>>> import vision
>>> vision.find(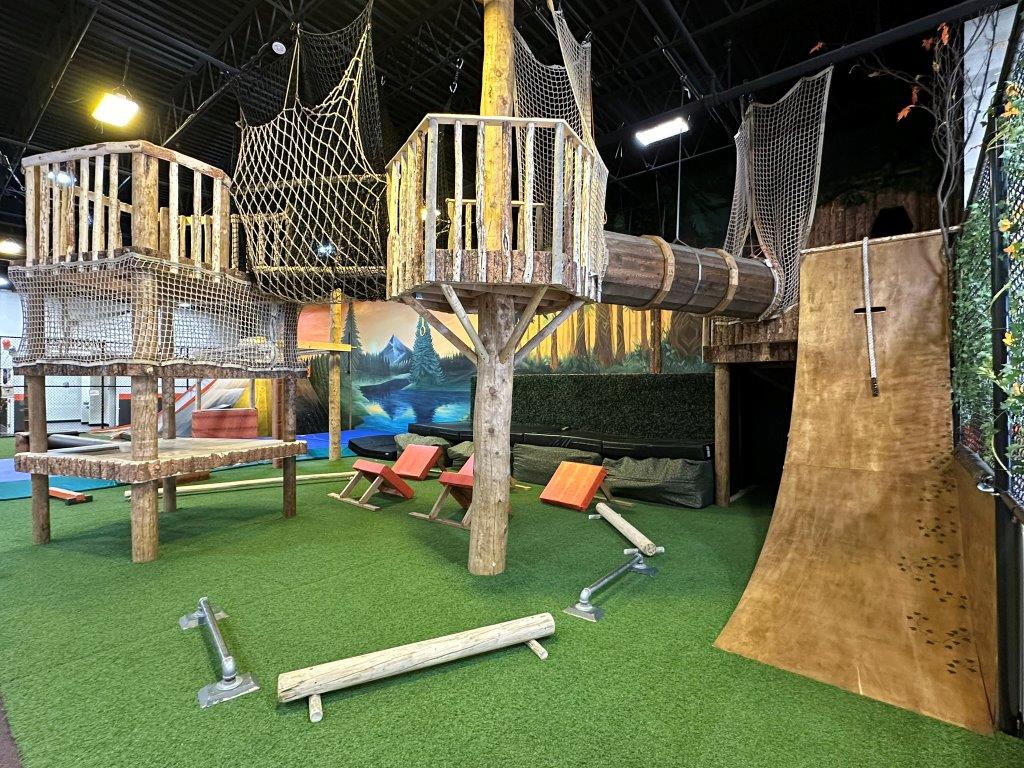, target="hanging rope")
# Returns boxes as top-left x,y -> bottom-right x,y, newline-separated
861,236 -> 880,397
